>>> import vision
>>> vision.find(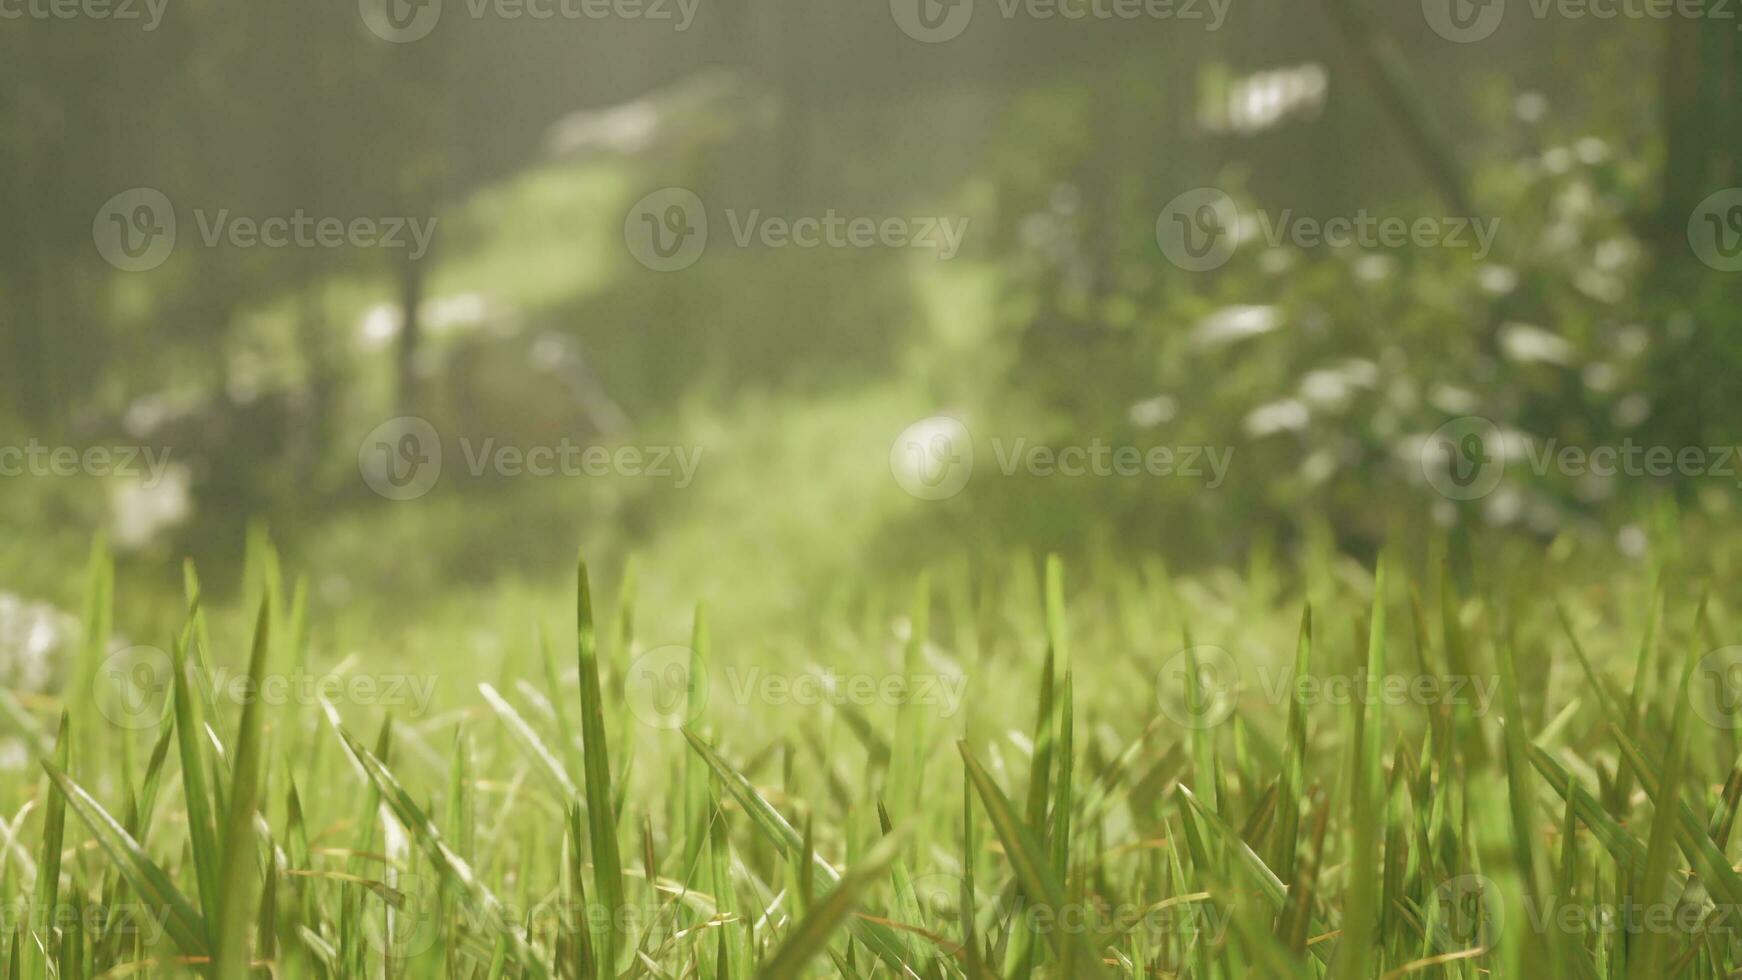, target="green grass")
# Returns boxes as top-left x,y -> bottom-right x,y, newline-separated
4,526 -> 1742,979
